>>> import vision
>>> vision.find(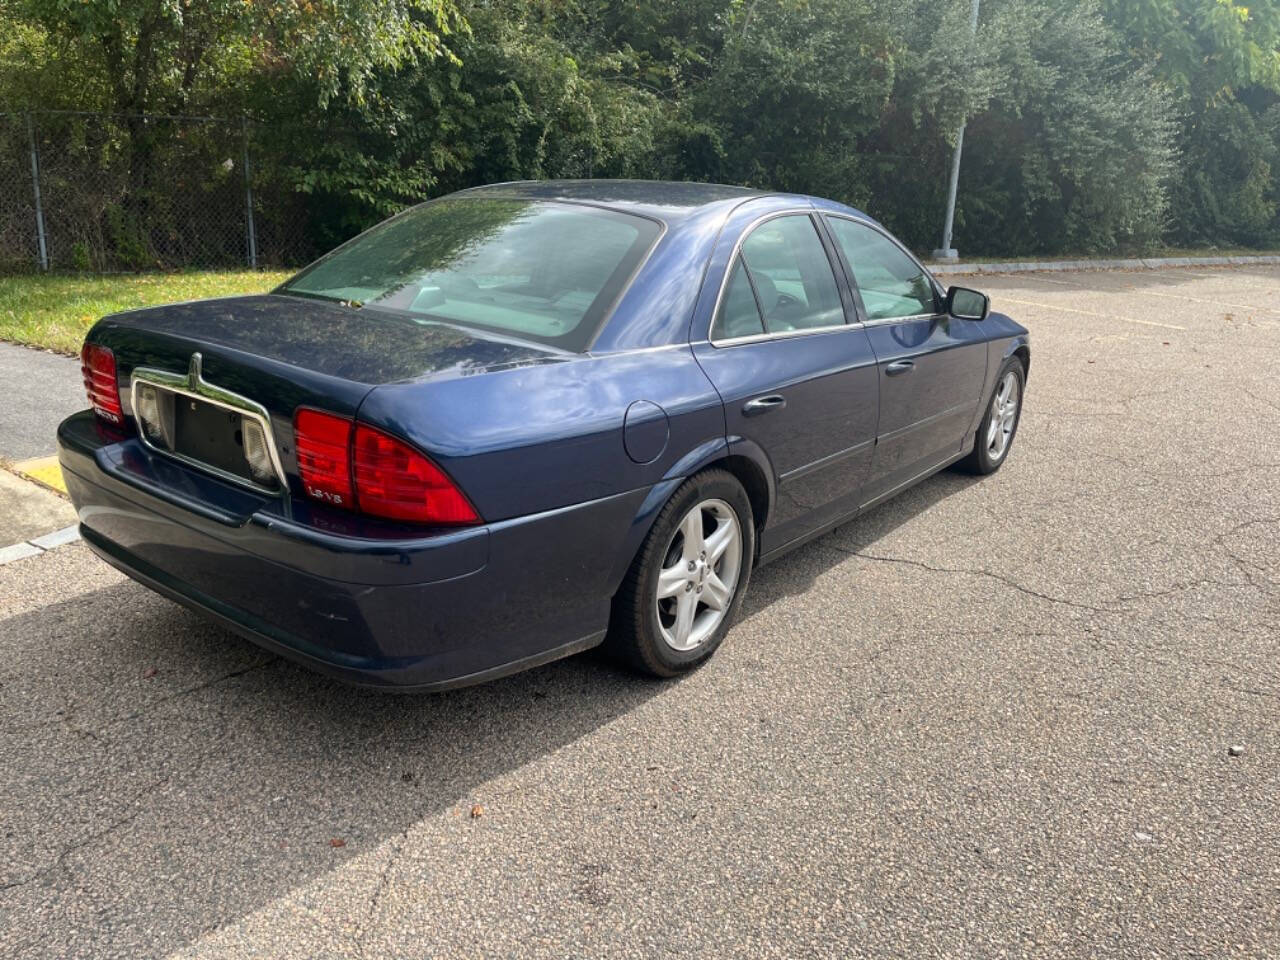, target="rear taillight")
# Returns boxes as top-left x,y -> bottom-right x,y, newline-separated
292,409 -> 479,526
294,408 -> 354,508
81,342 -> 123,424
353,423 -> 479,525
